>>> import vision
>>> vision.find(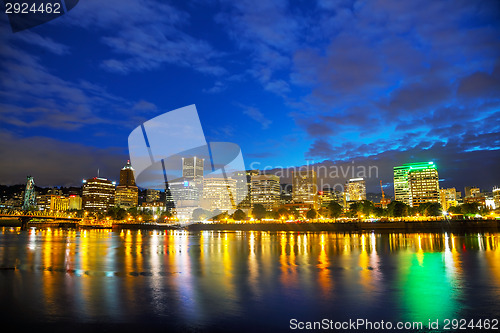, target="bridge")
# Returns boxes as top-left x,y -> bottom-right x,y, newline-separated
0,210 -> 82,230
